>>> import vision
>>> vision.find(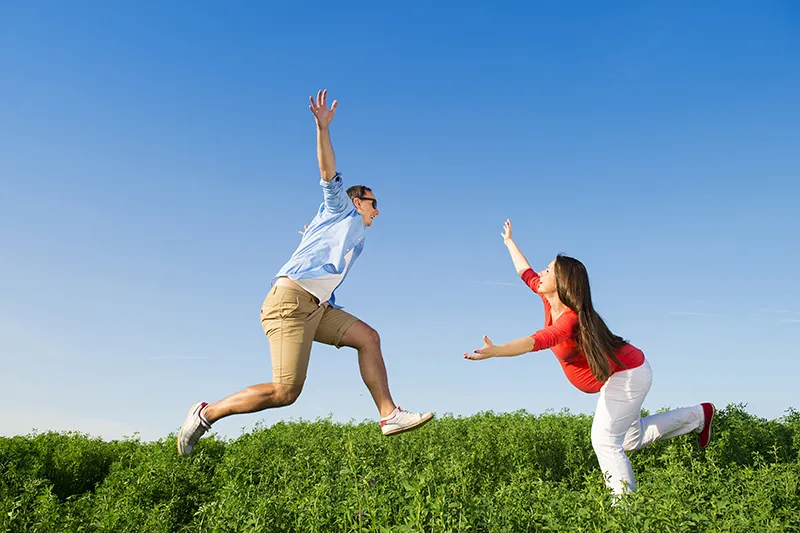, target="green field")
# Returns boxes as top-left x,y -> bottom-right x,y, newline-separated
2,404 -> 798,532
